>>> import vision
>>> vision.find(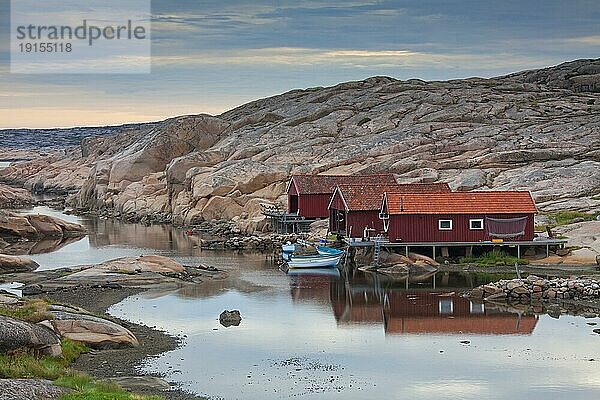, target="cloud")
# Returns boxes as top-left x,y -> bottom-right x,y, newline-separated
562,35 -> 600,45
151,46 -> 561,72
